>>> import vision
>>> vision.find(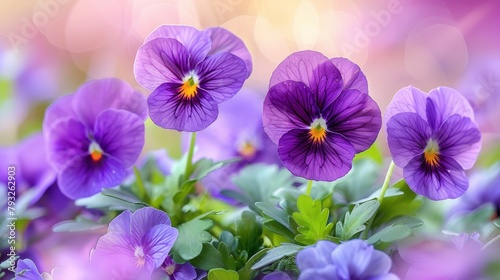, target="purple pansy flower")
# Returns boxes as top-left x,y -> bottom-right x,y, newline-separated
134,25 -> 252,132
43,78 -> 147,199
91,207 -> 178,279
15,259 -> 63,280
263,51 -> 382,181
386,86 -> 482,200
151,256 -> 197,280
296,239 -> 398,280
